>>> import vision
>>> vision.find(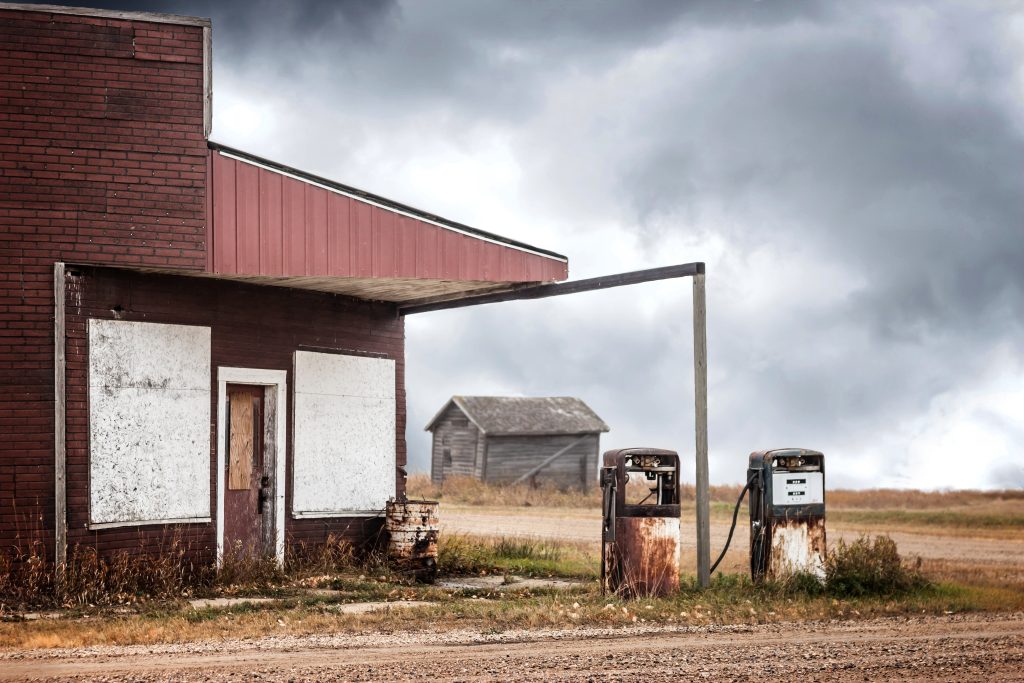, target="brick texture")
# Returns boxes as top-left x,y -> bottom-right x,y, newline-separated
0,9 -> 207,555
64,266 -> 406,561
